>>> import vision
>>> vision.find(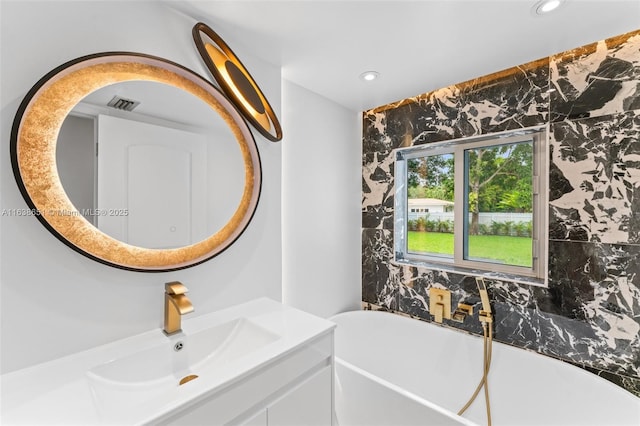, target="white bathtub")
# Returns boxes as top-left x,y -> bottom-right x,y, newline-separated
330,310 -> 640,426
